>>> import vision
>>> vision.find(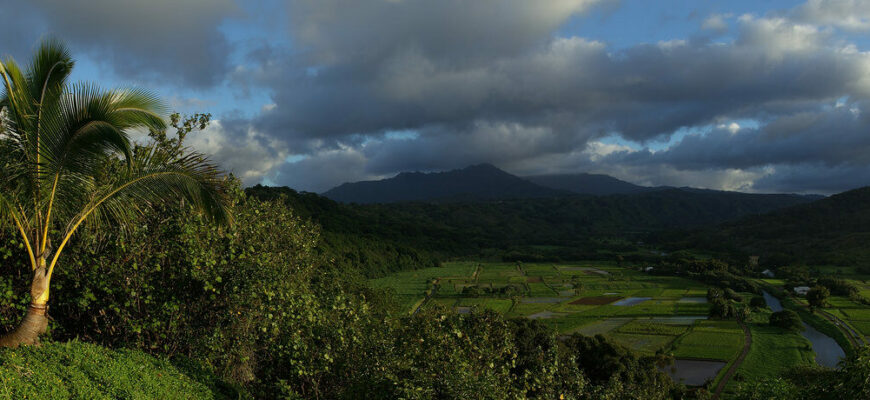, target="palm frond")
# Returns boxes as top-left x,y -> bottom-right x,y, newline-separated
75,146 -> 231,233
40,83 -> 164,176
26,37 -> 73,106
